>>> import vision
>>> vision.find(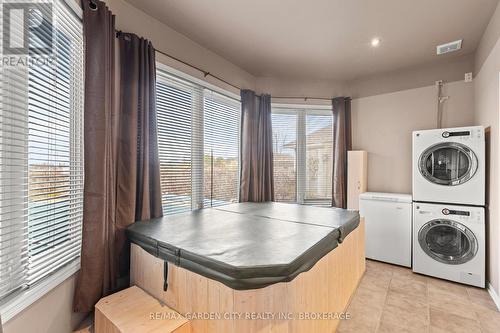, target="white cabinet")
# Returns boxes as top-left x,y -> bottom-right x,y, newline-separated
347,151 -> 367,210
359,192 -> 412,267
